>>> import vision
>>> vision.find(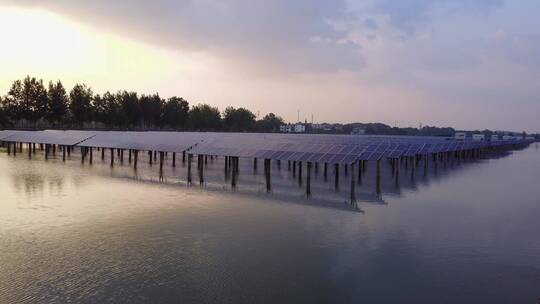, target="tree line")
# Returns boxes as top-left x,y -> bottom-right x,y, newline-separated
0,76 -> 285,132
1,76 -> 535,139
341,123 -> 457,137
